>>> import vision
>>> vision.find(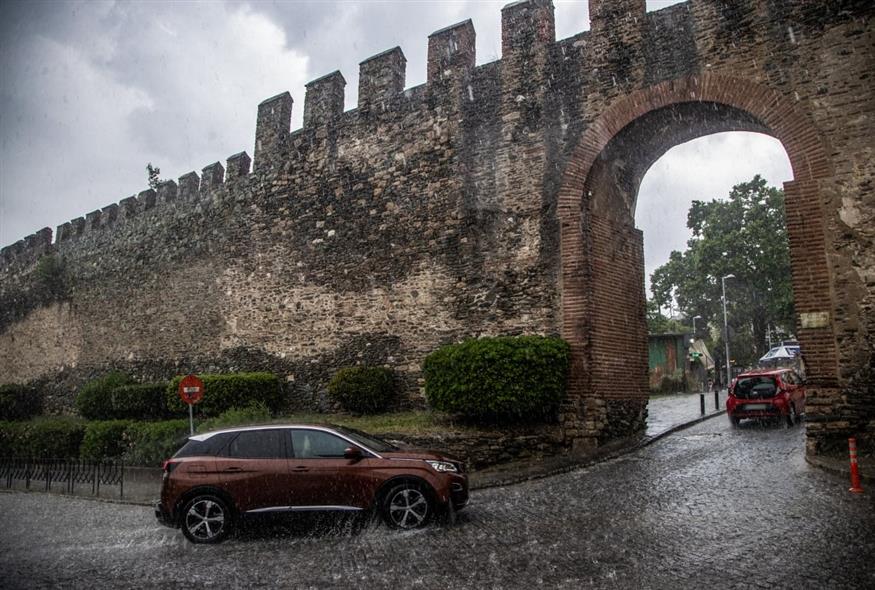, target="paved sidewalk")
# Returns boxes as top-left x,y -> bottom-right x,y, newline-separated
646,390 -> 728,436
